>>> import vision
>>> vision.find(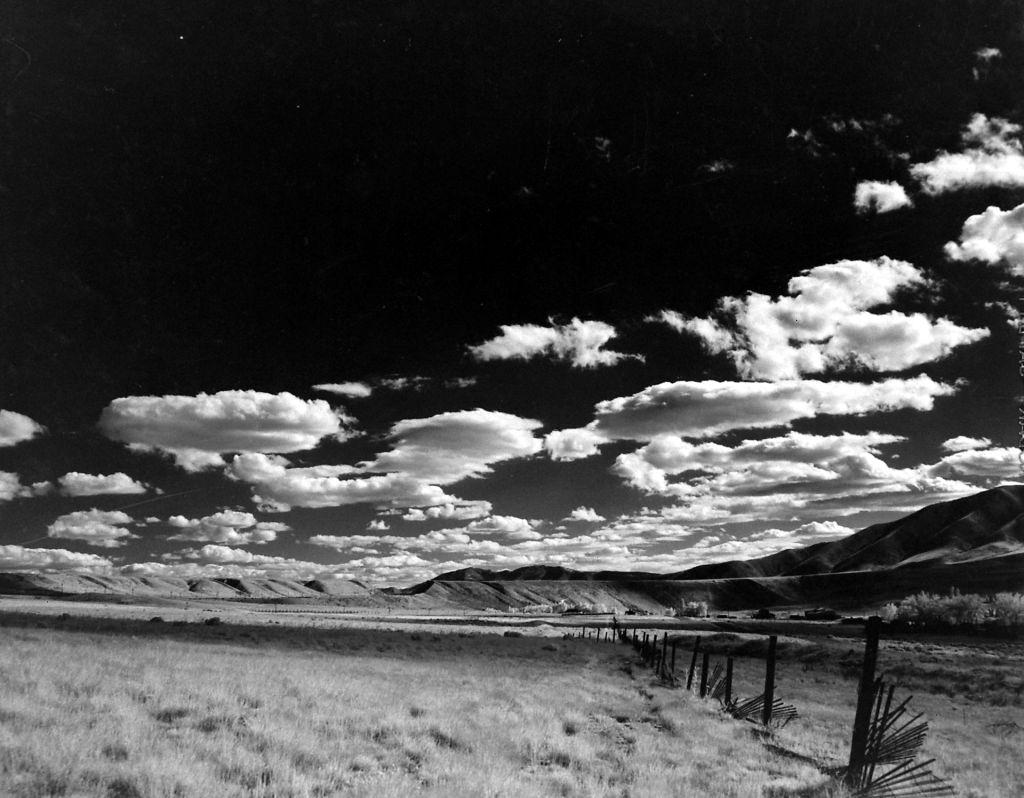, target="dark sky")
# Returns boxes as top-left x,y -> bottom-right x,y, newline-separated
1,1 -> 1023,584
